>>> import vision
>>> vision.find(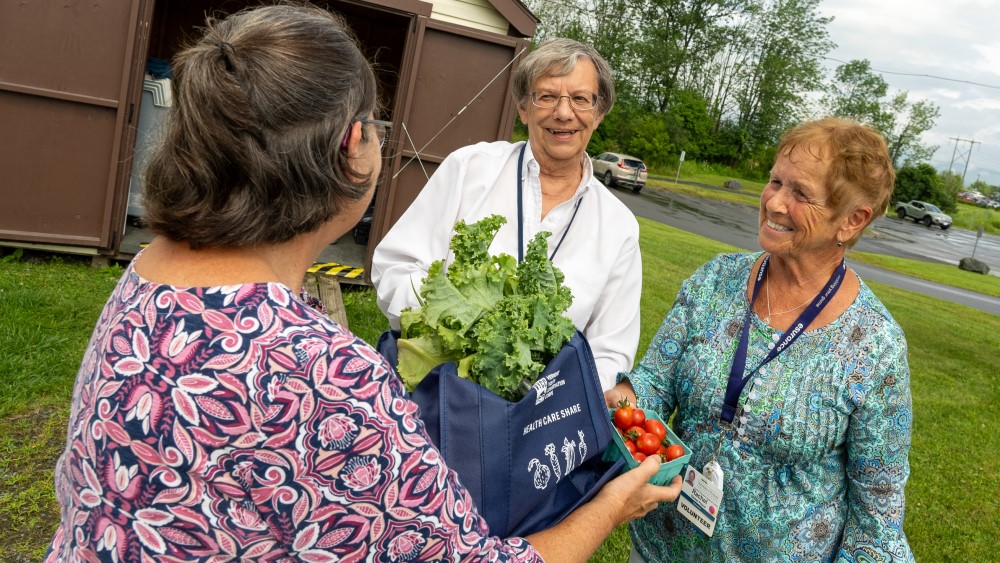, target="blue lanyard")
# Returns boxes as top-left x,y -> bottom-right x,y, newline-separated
719,254 -> 846,424
516,143 -> 583,263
